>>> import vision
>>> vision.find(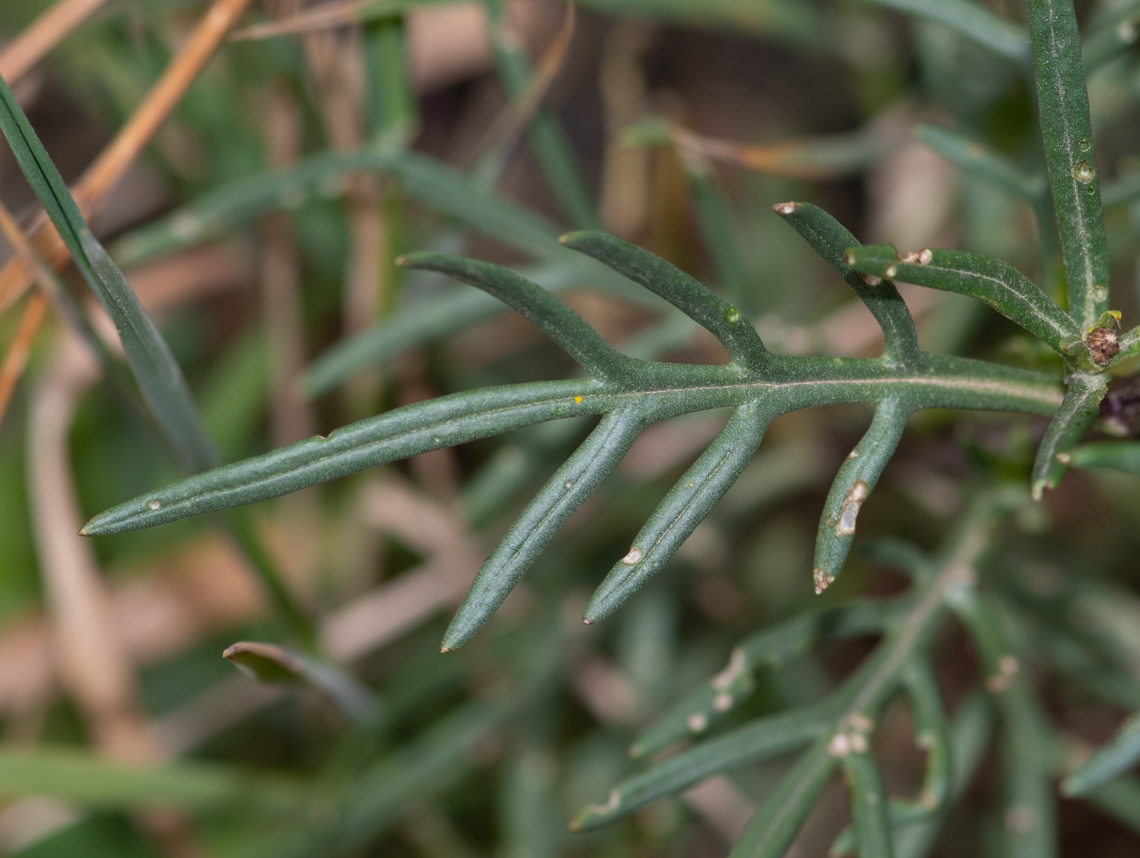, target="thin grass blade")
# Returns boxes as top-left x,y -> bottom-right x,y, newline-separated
813,398 -> 909,595
773,202 -> 919,367
844,245 -> 1081,357
1028,0 -> 1110,331
559,230 -> 770,372
0,746 -> 304,813
486,0 -> 597,229
442,408 -> 643,652
1031,372 -> 1108,499
570,705 -> 833,832
914,124 -> 1045,201
682,154 -> 750,304
111,148 -> 562,268
1063,710 -> 1140,795
397,252 -> 632,382
584,400 -> 772,623
728,740 -> 838,858
81,379 -> 591,535
0,75 -> 216,472
863,0 -> 1027,61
